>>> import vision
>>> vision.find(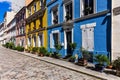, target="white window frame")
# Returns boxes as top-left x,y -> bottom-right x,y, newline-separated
50,30 -> 60,48
80,22 -> 96,51
80,0 -> 96,17
51,6 -> 59,25
38,34 -> 43,47
34,3 -> 36,12
63,0 -> 74,21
